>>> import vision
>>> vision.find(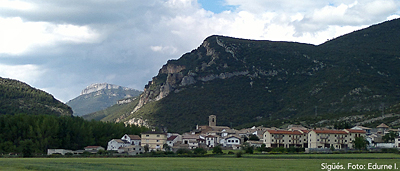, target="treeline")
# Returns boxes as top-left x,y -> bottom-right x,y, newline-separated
0,114 -> 147,155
